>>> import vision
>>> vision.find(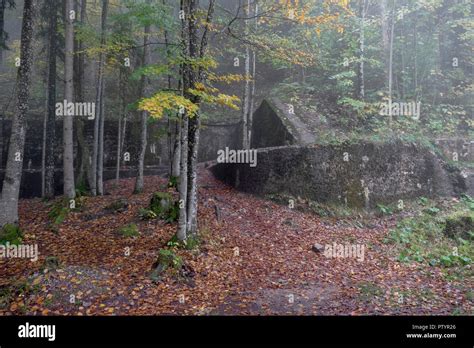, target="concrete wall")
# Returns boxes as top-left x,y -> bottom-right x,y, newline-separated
212,141 -> 468,208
